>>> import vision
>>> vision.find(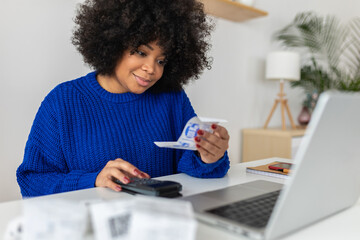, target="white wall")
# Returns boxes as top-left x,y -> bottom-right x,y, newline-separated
1,0 -> 359,202
311,0 -> 360,22
0,0 -> 89,202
